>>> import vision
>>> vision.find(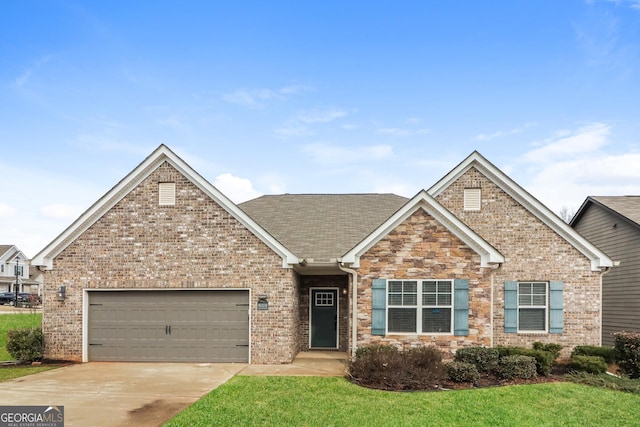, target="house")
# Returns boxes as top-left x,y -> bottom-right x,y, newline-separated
32,145 -> 613,363
0,245 -> 40,295
571,196 -> 639,345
